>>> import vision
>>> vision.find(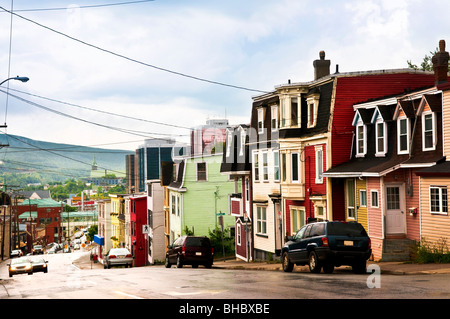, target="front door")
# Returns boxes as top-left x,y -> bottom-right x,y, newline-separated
385,185 -> 405,235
